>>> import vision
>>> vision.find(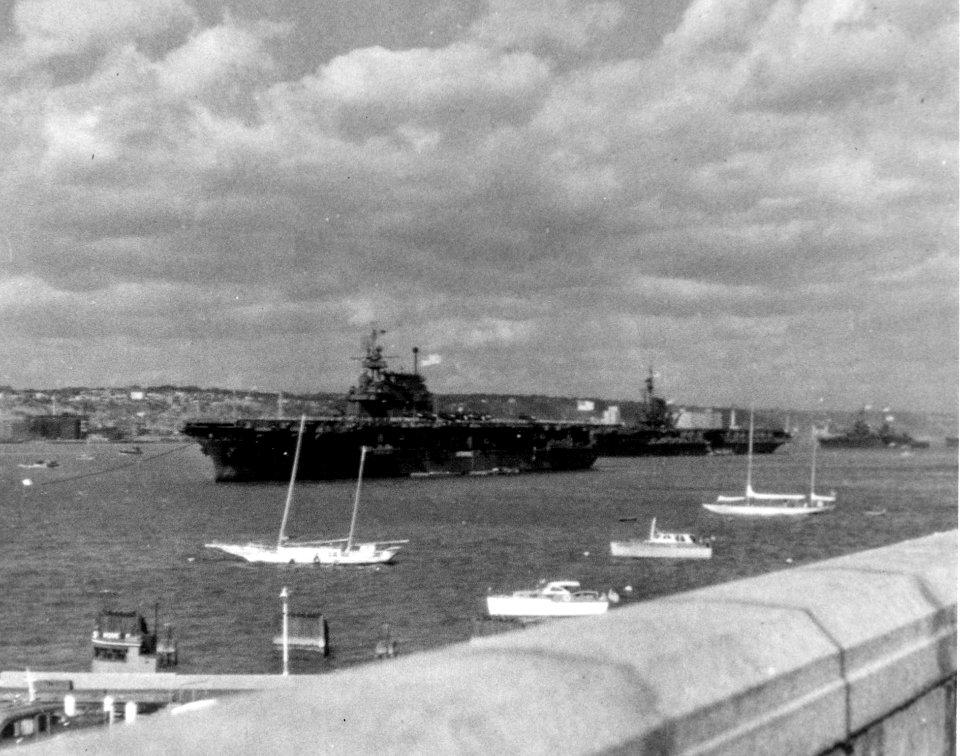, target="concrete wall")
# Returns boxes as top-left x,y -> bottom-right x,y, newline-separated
53,531 -> 956,755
